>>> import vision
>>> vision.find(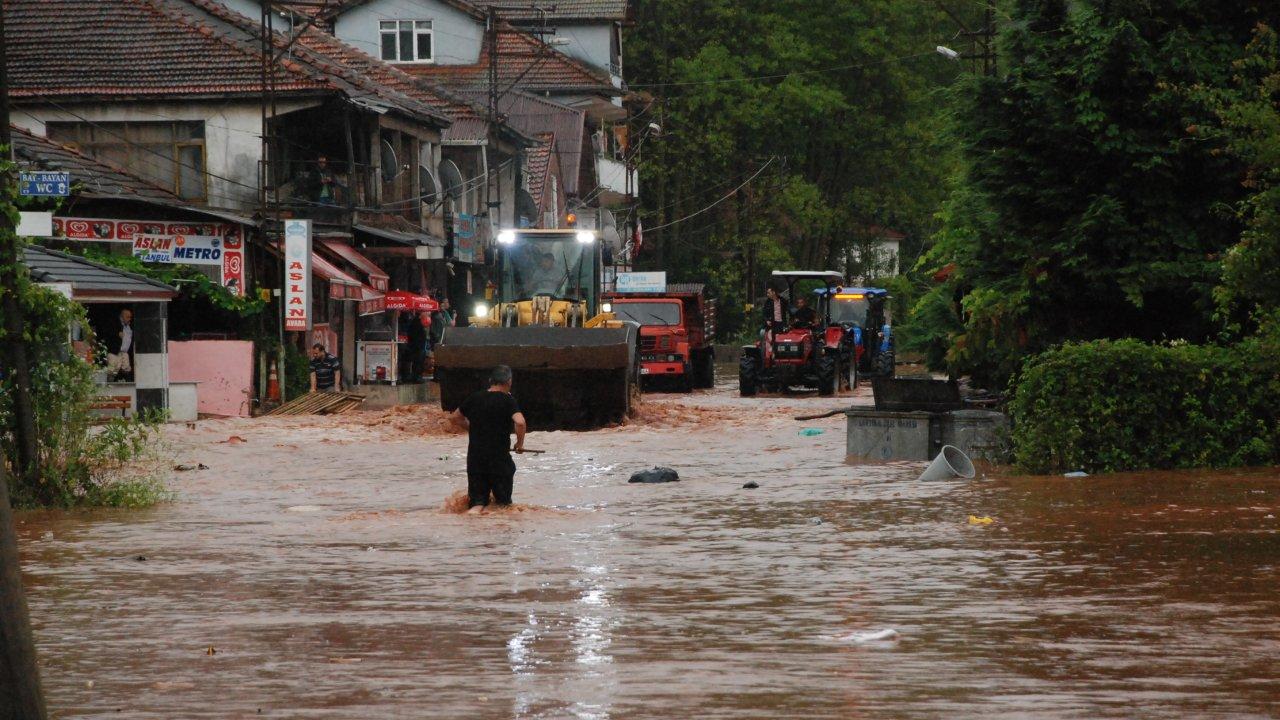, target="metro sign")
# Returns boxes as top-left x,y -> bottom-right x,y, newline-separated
20,171 -> 71,197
